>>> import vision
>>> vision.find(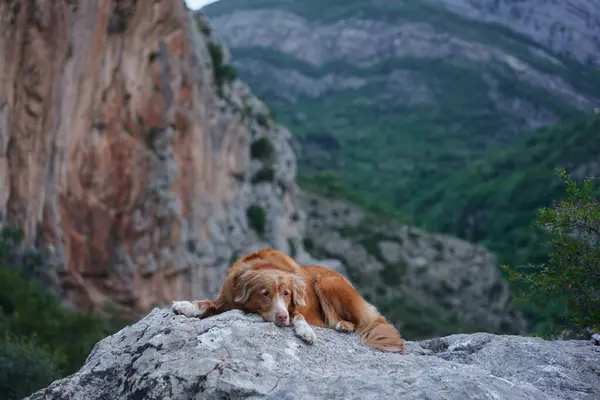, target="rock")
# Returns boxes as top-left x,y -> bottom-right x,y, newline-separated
298,190 -> 526,338
592,333 -> 600,346
429,0 -> 600,67
27,308 -> 600,400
